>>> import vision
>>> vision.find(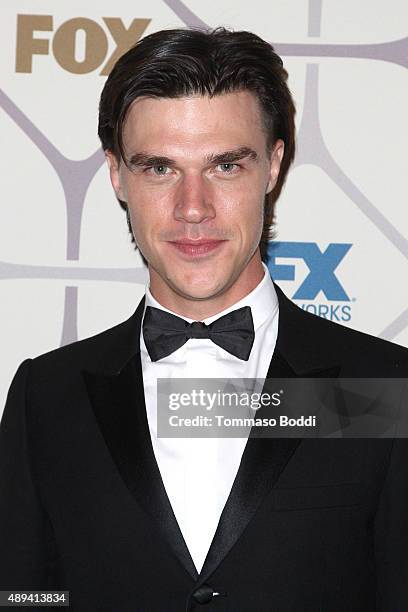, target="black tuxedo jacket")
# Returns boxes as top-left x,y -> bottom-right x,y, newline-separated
1,284 -> 408,611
